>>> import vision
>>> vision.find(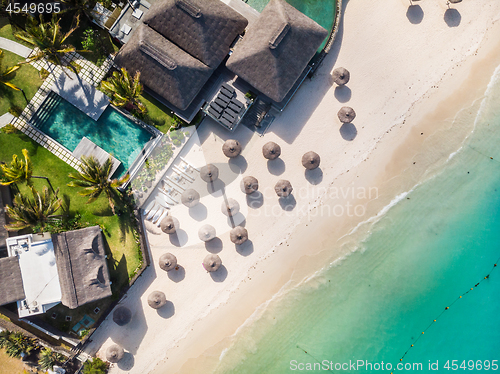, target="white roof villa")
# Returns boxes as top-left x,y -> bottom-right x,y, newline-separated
0,226 -> 112,318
